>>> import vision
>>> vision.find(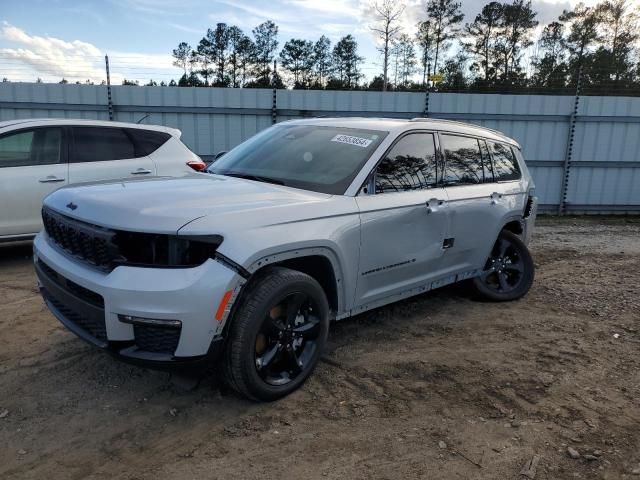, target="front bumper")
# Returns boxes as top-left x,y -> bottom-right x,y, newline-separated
33,232 -> 242,367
